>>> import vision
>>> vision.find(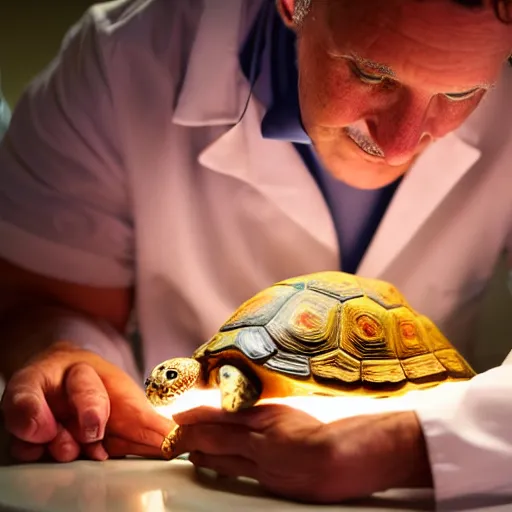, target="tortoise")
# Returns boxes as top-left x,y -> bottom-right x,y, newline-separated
145,271 -> 476,414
